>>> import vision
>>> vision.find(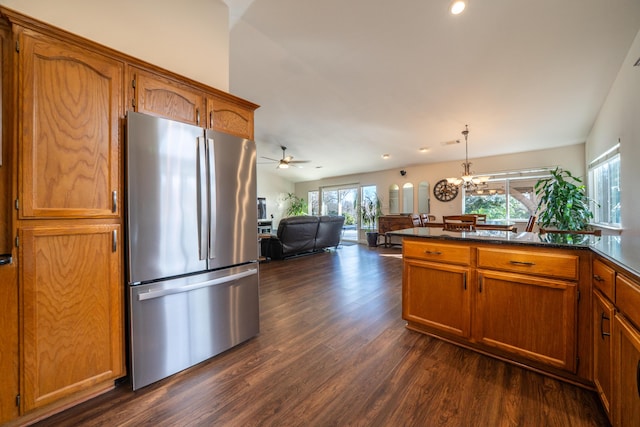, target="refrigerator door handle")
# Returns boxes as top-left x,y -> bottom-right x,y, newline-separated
136,268 -> 258,301
207,137 -> 217,260
197,137 -> 208,260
